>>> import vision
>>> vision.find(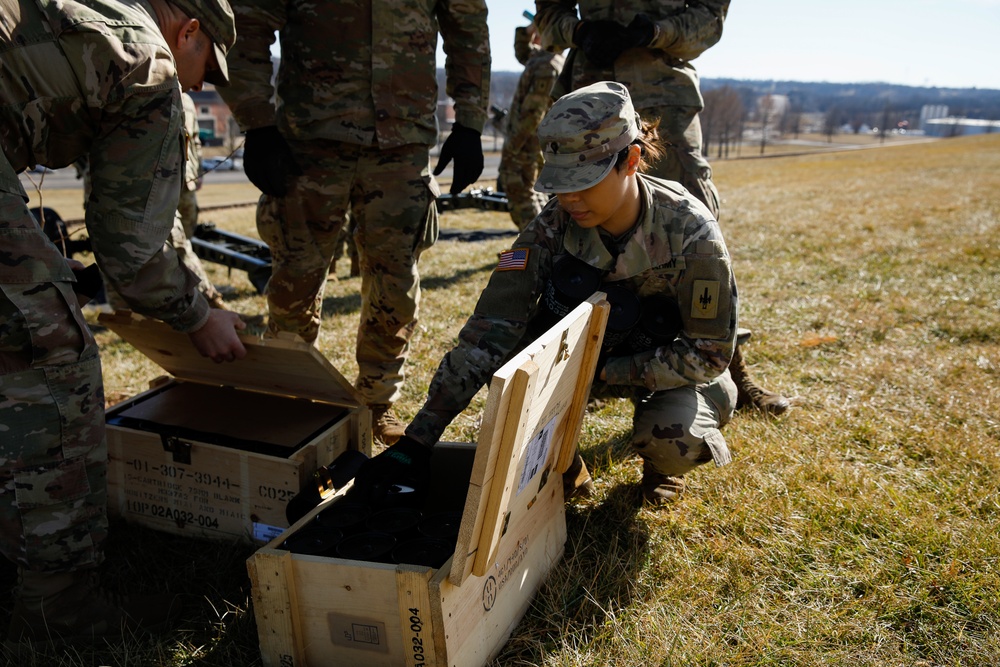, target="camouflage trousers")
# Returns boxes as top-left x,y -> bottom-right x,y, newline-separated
498,151 -> 549,231
642,105 -> 721,219
594,369 -> 737,477
258,140 -> 438,405
0,284 -> 108,572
